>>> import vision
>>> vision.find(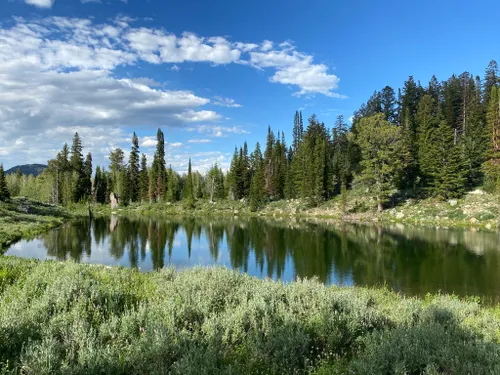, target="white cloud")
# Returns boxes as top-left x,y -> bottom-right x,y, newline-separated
189,125 -> 249,138
25,0 -> 54,8
171,64 -> 180,71
81,0 -> 102,3
0,16 -> 344,168
140,137 -> 157,148
250,50 -> 344,97
213,96 -> 241,108
169,142 -> 183,148
188,139 -> 212,144
261,40 -> 273,52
